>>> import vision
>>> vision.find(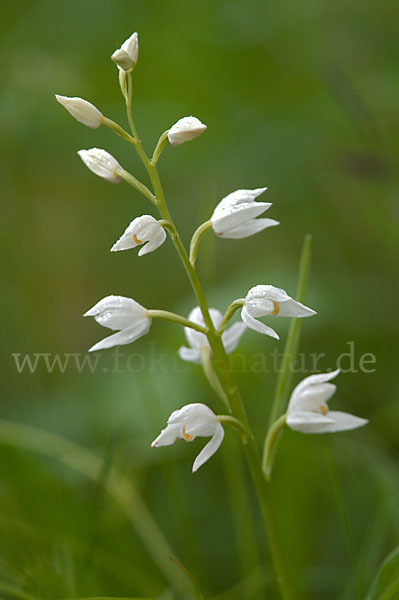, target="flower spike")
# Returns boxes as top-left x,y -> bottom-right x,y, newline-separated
78,148 -> 122,183
241,284 -> 316,340
286,370 -> 368,433
178,306 -> 246,364
167,116 -> 207,146
111,215 -> 166,256
151,403 -> 225,472
84,295 -> 151,352
211,188 -> 279,239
